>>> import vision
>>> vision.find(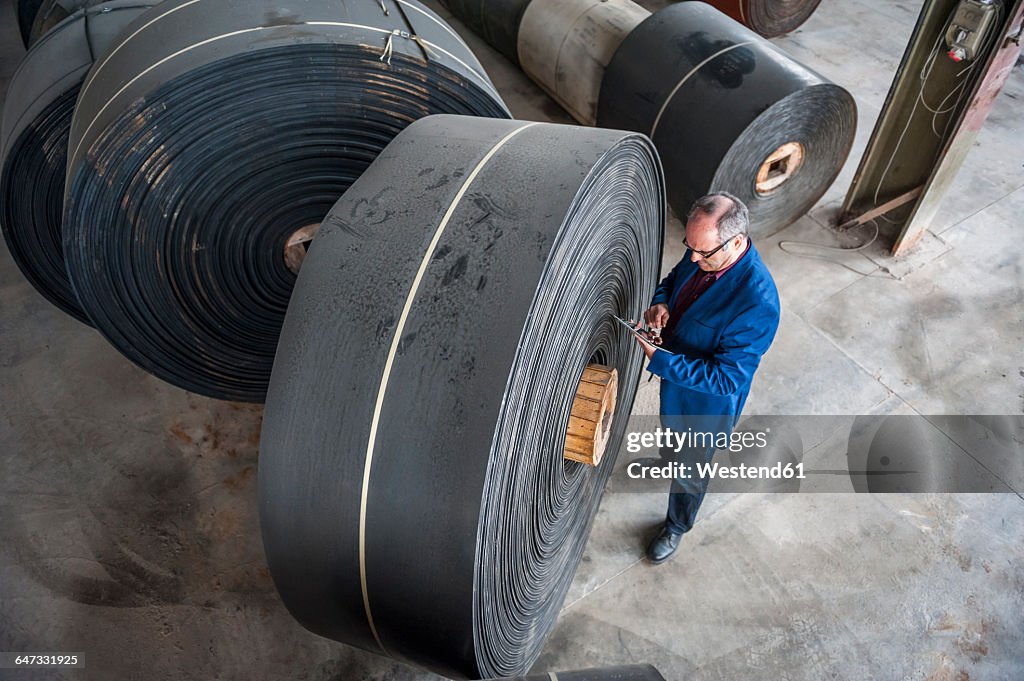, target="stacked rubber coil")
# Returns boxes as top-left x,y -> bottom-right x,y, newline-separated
441,0 -> 856,234
60,0 -> 509,402
259,115 -> 664,679
1,0 -> 159,324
